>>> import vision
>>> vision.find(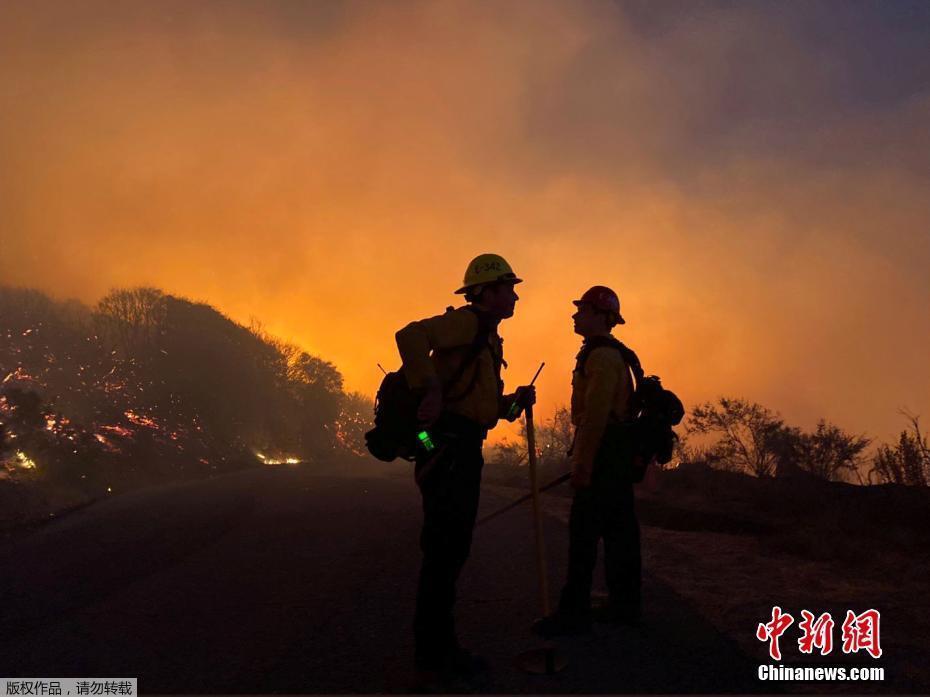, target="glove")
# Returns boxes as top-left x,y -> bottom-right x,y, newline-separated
505,385 -> 537,420
515,384 -> 537,407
